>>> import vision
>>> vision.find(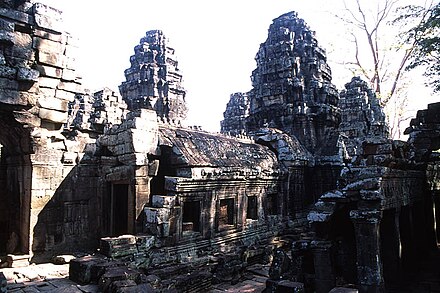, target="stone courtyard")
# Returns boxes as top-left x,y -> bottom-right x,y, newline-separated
0,1 -> 439,293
